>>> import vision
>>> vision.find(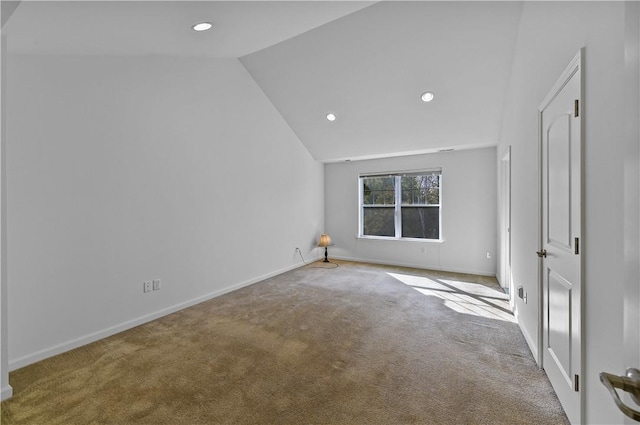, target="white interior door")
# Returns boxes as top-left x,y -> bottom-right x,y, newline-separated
539,50 -> 583,425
